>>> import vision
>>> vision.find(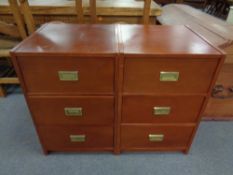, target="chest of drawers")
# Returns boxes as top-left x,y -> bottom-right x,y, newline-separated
11,23 -> 224,154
